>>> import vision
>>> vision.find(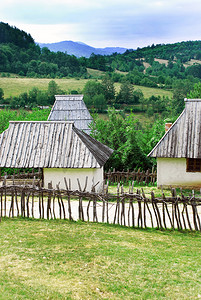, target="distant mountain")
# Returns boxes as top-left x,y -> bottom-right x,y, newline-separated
38,41 -> 128,58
